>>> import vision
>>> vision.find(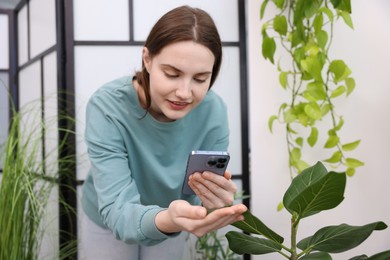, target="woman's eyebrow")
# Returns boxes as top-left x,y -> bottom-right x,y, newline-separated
161,64 -> 212,76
